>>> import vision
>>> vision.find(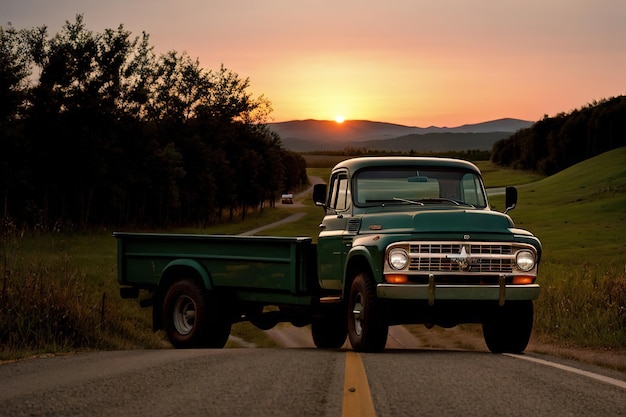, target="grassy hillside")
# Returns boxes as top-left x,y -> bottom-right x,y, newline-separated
492,147 -> 626,264
490,147 -> 626,348
477,161 -> 546,188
